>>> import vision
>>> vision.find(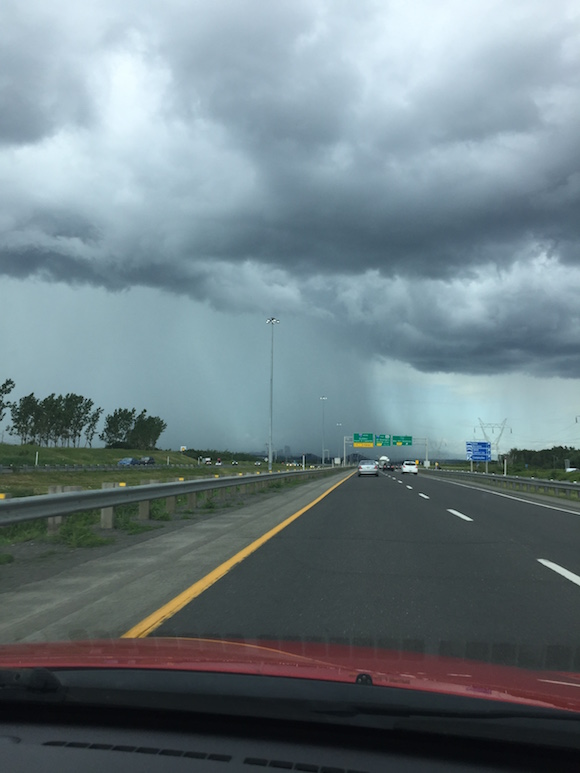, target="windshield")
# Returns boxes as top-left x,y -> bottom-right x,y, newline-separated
2,0 -> 580,733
